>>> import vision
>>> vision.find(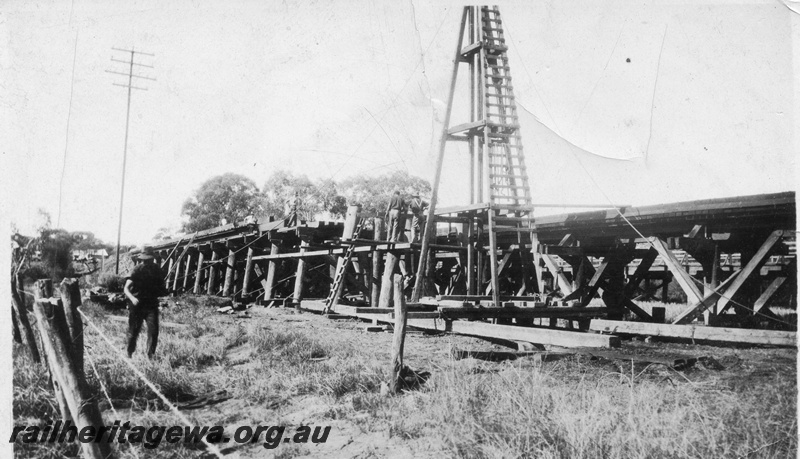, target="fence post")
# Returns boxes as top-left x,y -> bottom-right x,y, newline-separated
33,280 -> 113,459
11,275 -> 41,363
59,278 -> 84,381
11,308 -> 22,343
389,273 -> 408,394
33,280 -> 71,423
